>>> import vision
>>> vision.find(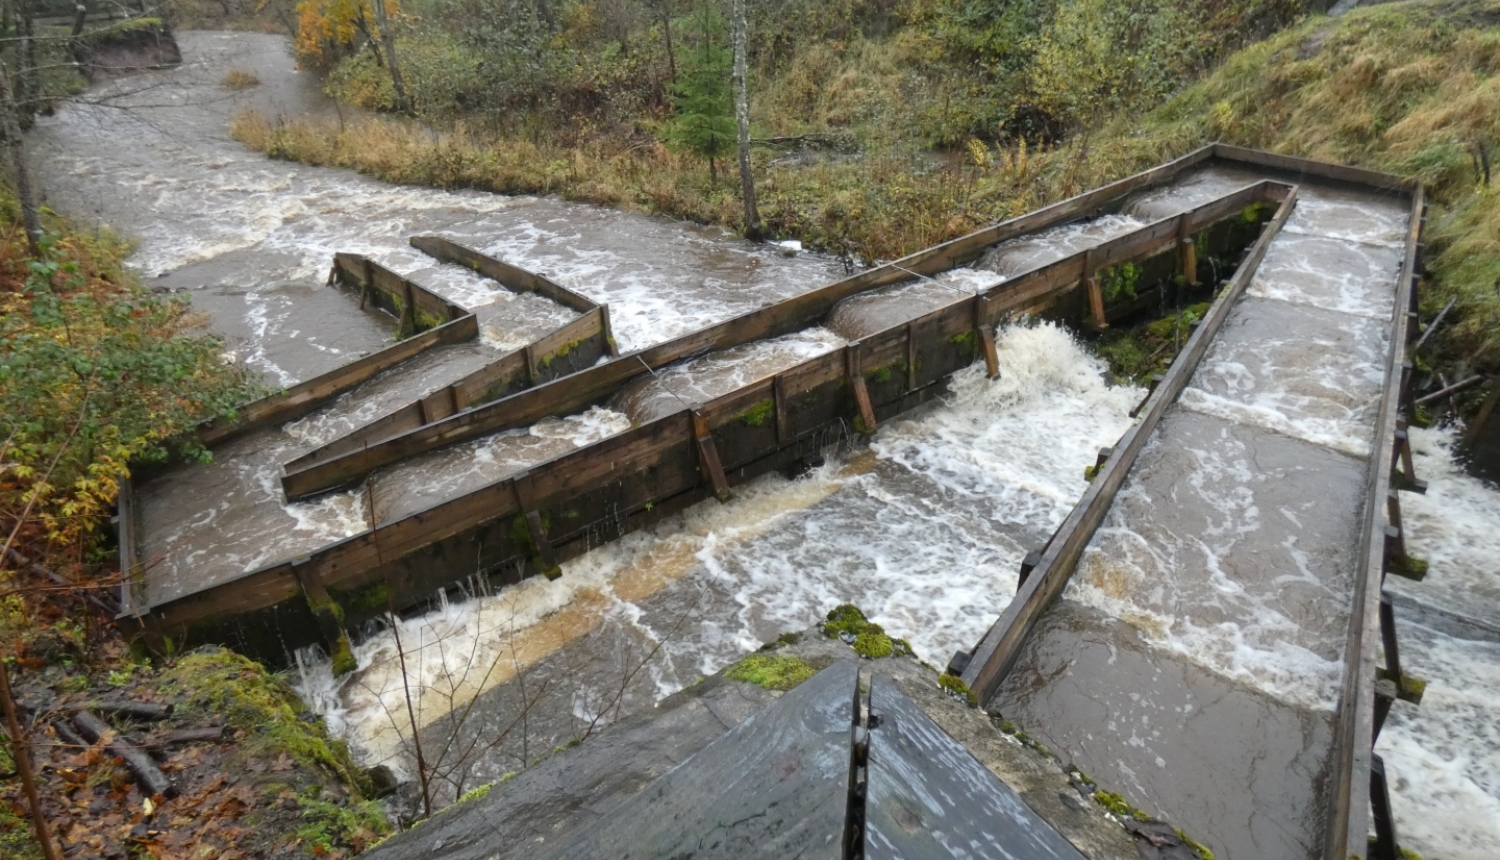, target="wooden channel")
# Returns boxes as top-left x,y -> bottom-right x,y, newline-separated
959,184 -> 1299,702
409,235 -> 606,318
139,180 -> 1292,664
1328,186 -> 1425,860
279,169 -> 1282,501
